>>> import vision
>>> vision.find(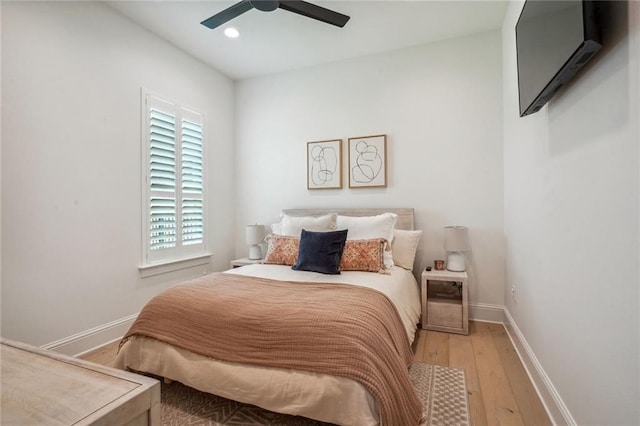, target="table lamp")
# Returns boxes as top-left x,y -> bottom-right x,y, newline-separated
444,225 -> 469,272
246,224 -> 265,260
